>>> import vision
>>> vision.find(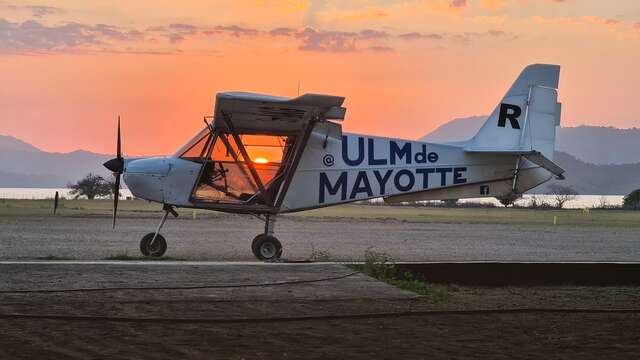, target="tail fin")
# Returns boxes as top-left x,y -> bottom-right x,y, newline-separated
466,64 -> 562,160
